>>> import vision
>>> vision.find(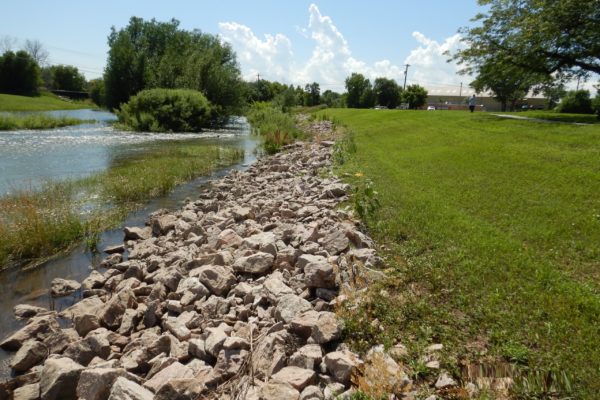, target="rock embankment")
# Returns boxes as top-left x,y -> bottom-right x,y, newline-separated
0,139 -> 394,400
